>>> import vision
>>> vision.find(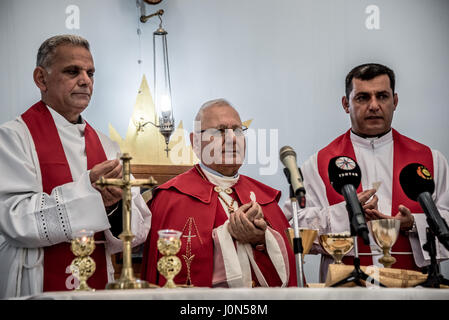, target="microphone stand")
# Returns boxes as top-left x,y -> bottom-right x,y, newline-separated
330,203 -> 386,288
283,168 -> 305,288
415,227 -> 449,288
